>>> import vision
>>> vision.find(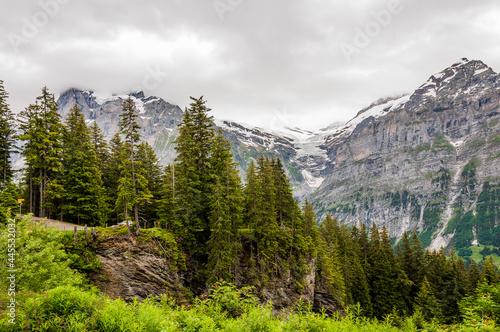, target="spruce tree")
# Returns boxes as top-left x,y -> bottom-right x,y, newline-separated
317,214 -> 345,305
482,256 -> 498,285
206,131 -> 243,282
415,276 -> 442,321
89,120 -> 109,173
0,81 -> 15,189
17,104 -> 38,214
242,160 -> 260,283
118,96 -> 149,234
173,96 -> 214,252
396,231 -> 425,313
104,133 -> 125,224
302,199 -> 319,258
158,164 -> 178,230
255,156 -> 279,279
18,87 -> 63,218
368,224 -> 399,318
339,224 -> 372,316
466,259 -> 482,294
271,158 -> 304,270
136,141 -> 162,226
62,104 -> 106,226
